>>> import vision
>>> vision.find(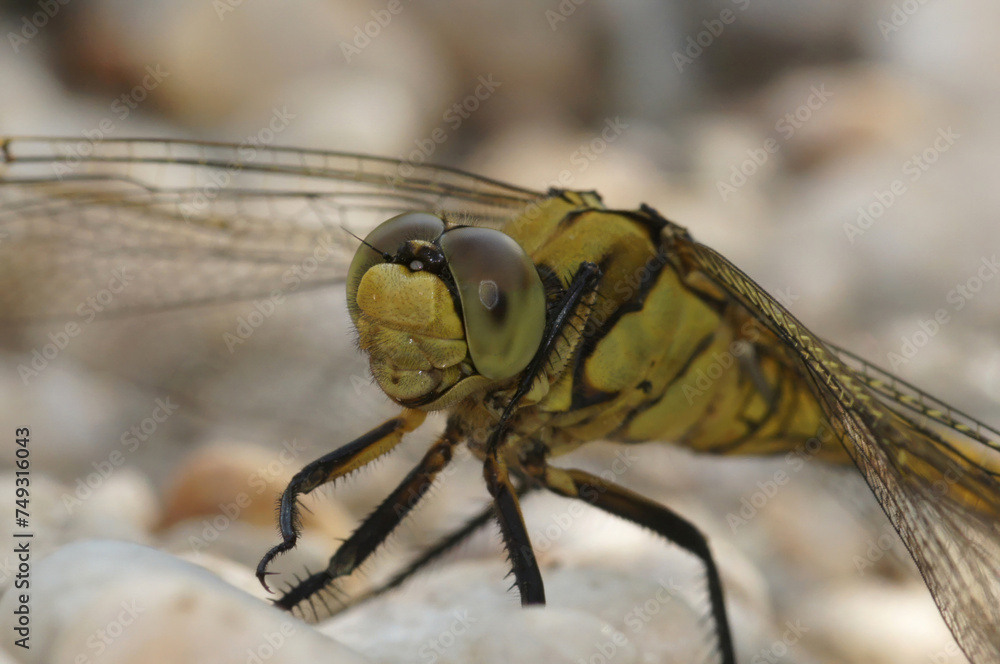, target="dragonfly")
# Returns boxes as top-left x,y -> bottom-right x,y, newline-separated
1,137 -> 998,664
